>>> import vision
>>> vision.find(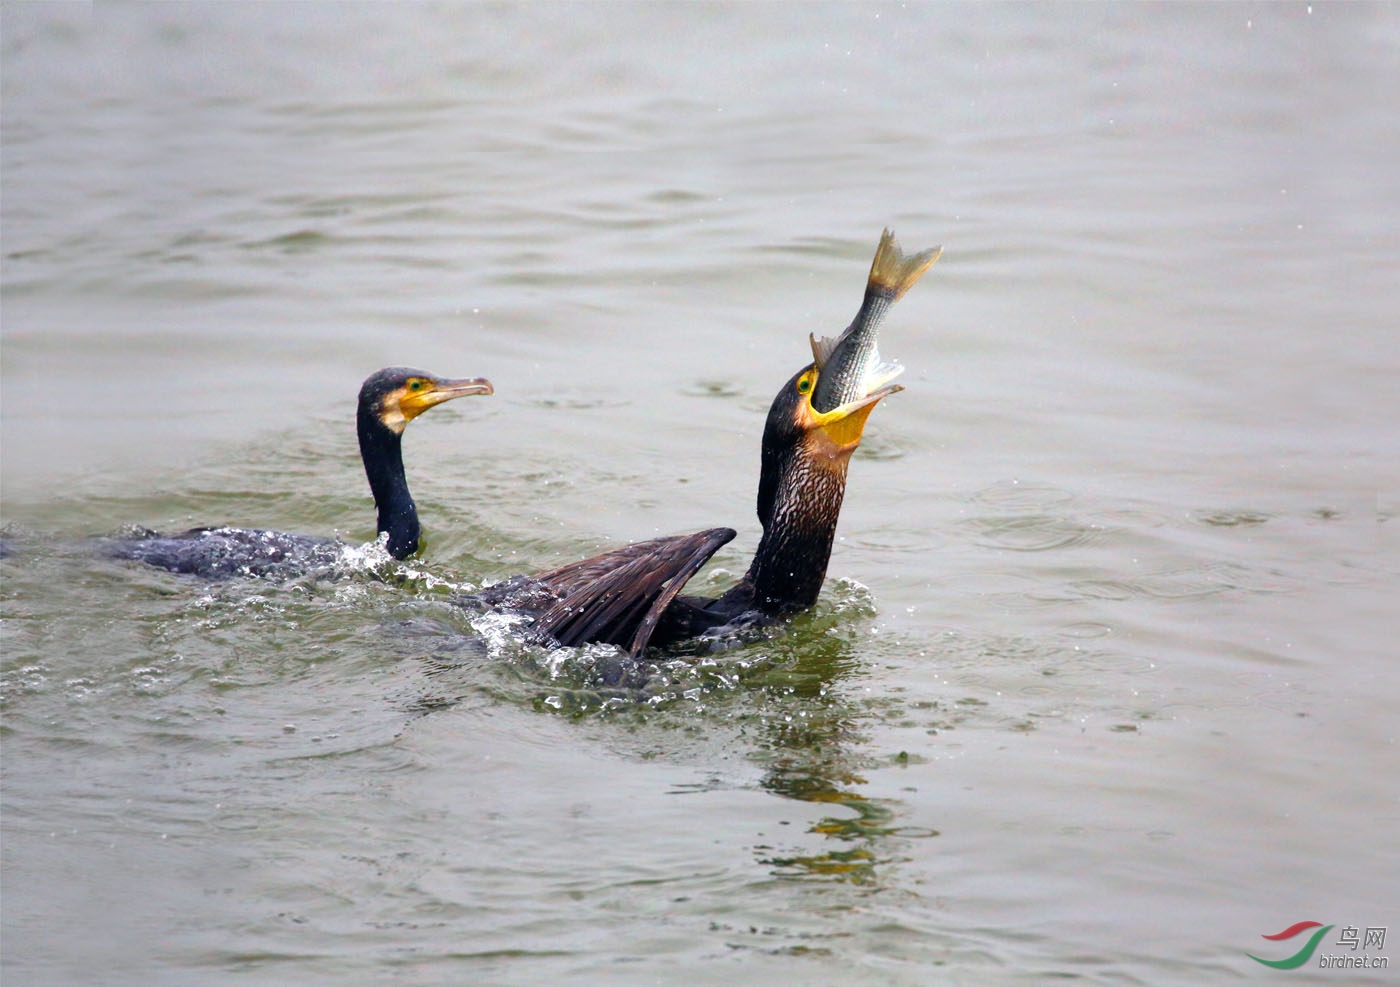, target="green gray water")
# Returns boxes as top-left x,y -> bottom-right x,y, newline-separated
3,5 -> 1397,985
